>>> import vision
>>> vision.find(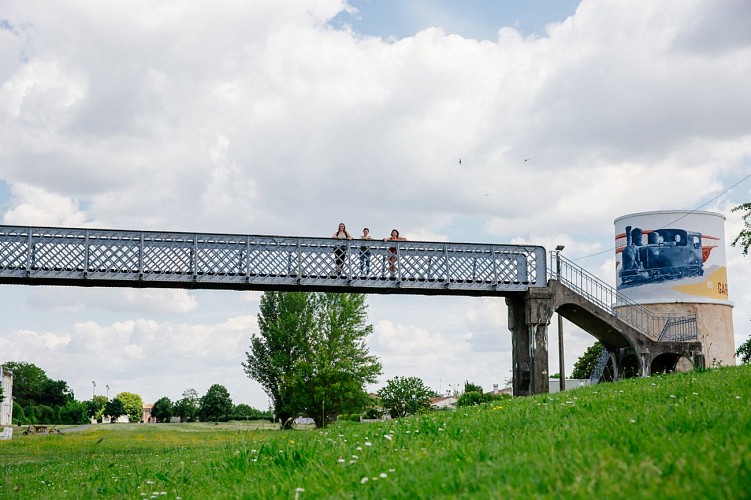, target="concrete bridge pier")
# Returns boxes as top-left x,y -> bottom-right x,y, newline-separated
506,288 -> 555,396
